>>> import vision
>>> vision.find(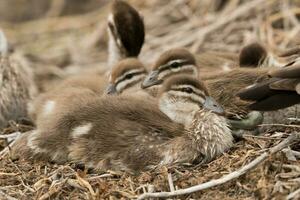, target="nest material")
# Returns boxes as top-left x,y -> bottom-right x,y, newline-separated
0,0 -> 300,199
